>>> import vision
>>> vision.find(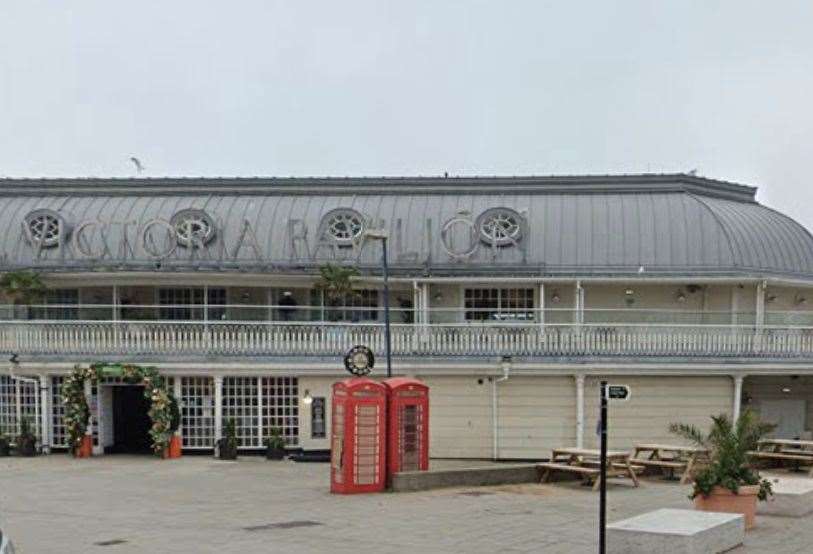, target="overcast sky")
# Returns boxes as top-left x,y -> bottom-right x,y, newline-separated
1,1 -> 812,226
